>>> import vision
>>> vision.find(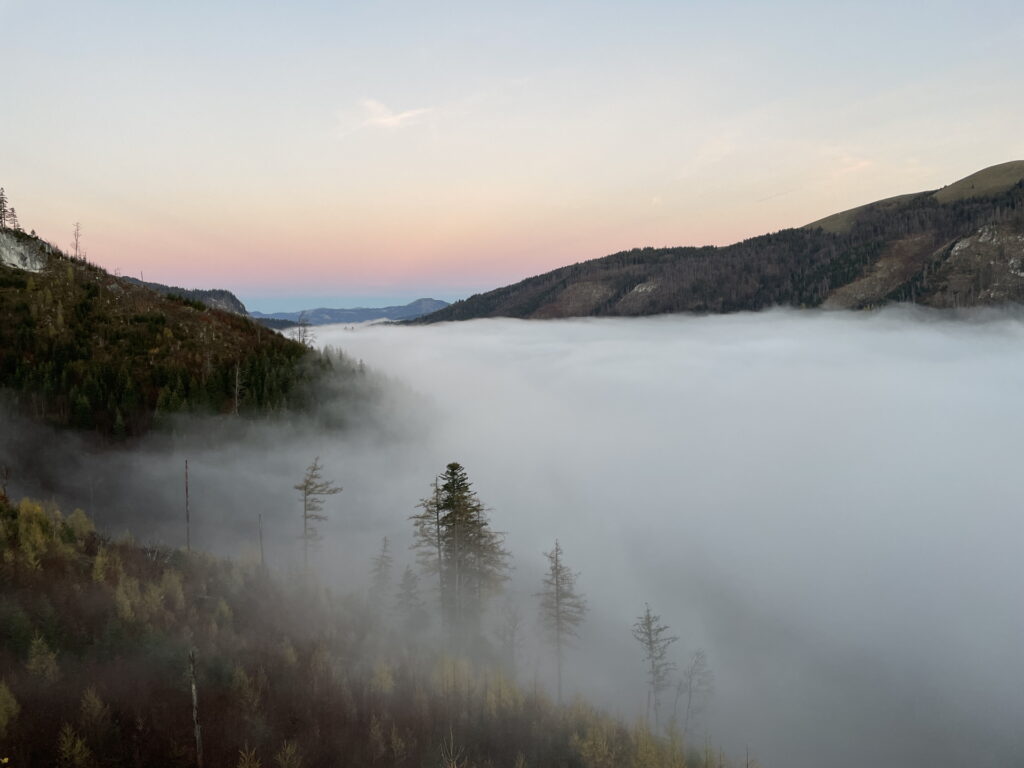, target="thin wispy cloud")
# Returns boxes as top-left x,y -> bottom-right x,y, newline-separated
361,99 -> 433,129
337,98 -> 435,139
